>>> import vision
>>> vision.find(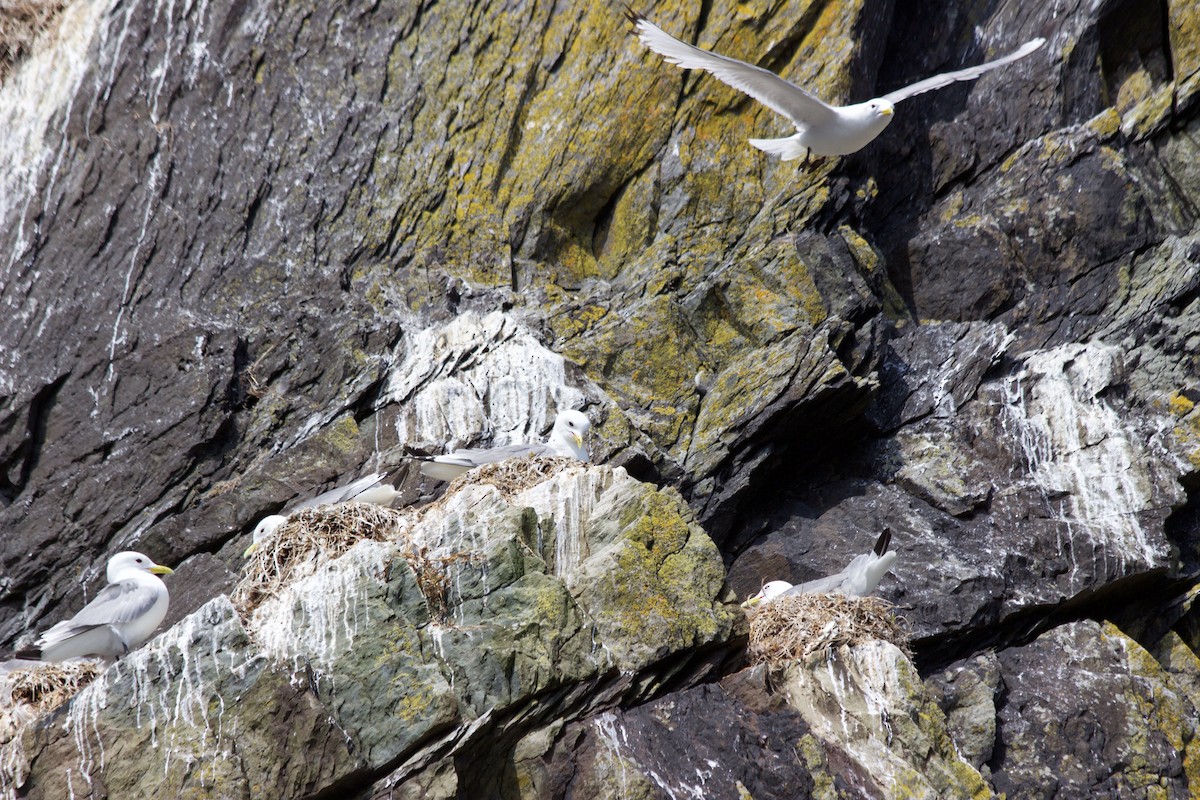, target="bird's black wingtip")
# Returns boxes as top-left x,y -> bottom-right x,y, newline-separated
622,4 -> 645,27
13,647 -> 41,660
402,444 -> 434,461
873,527 -> 892,557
